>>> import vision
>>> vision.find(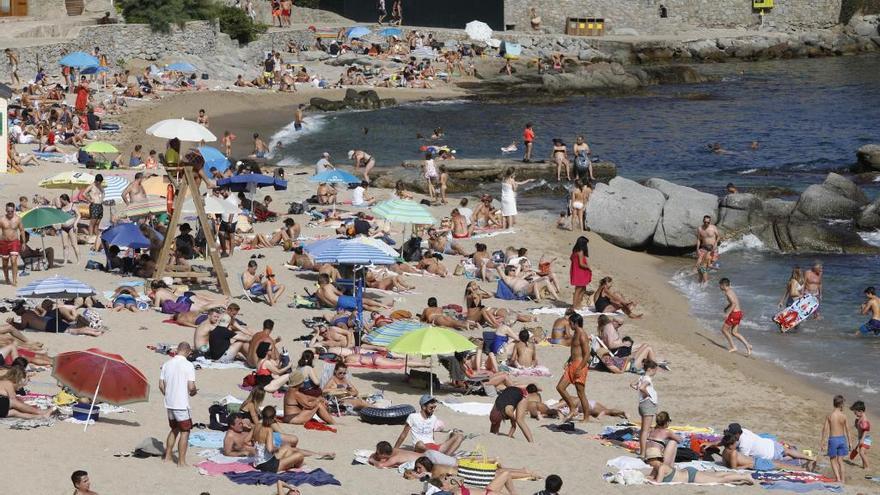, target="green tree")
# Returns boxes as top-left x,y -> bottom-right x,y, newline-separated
118,0 -> 218,33
216,6 -> 267,44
